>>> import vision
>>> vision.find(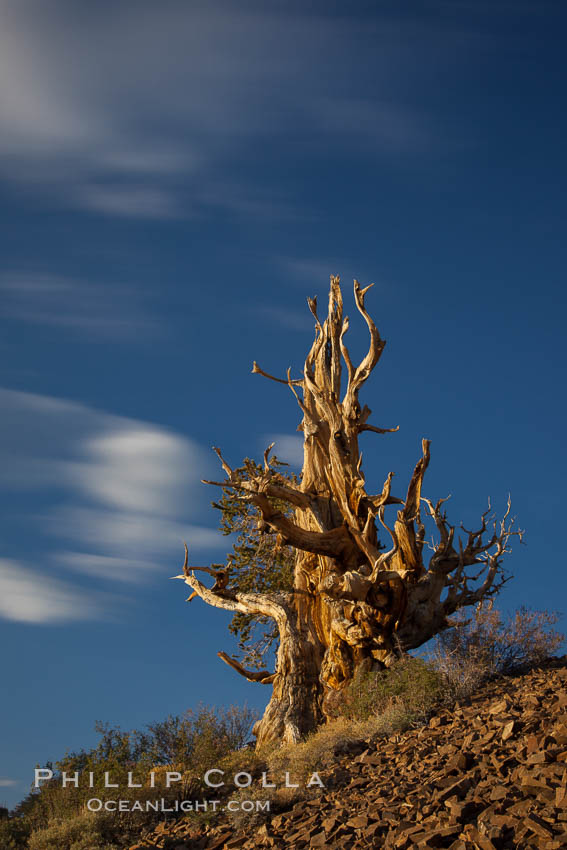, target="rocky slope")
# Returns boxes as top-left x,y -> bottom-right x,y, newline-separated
129,660 -> 567,849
